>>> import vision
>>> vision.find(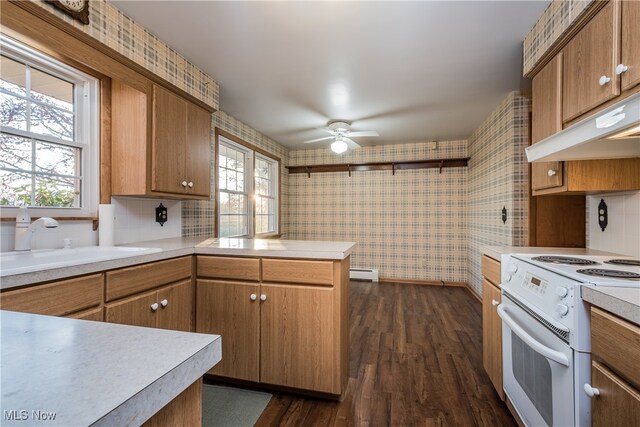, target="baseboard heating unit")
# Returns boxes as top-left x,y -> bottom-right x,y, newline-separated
350,268 -> 379,282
